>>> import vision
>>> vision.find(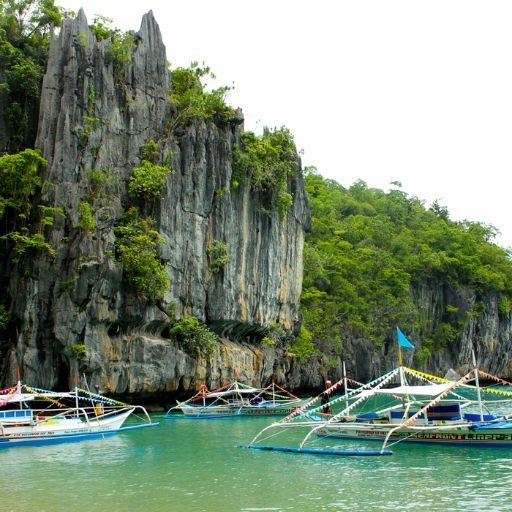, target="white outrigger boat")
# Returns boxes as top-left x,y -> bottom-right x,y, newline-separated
312,366 -> 512,451
0,382 -> 157,448
167,380 -> 303,419
243,330 -> 512,456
